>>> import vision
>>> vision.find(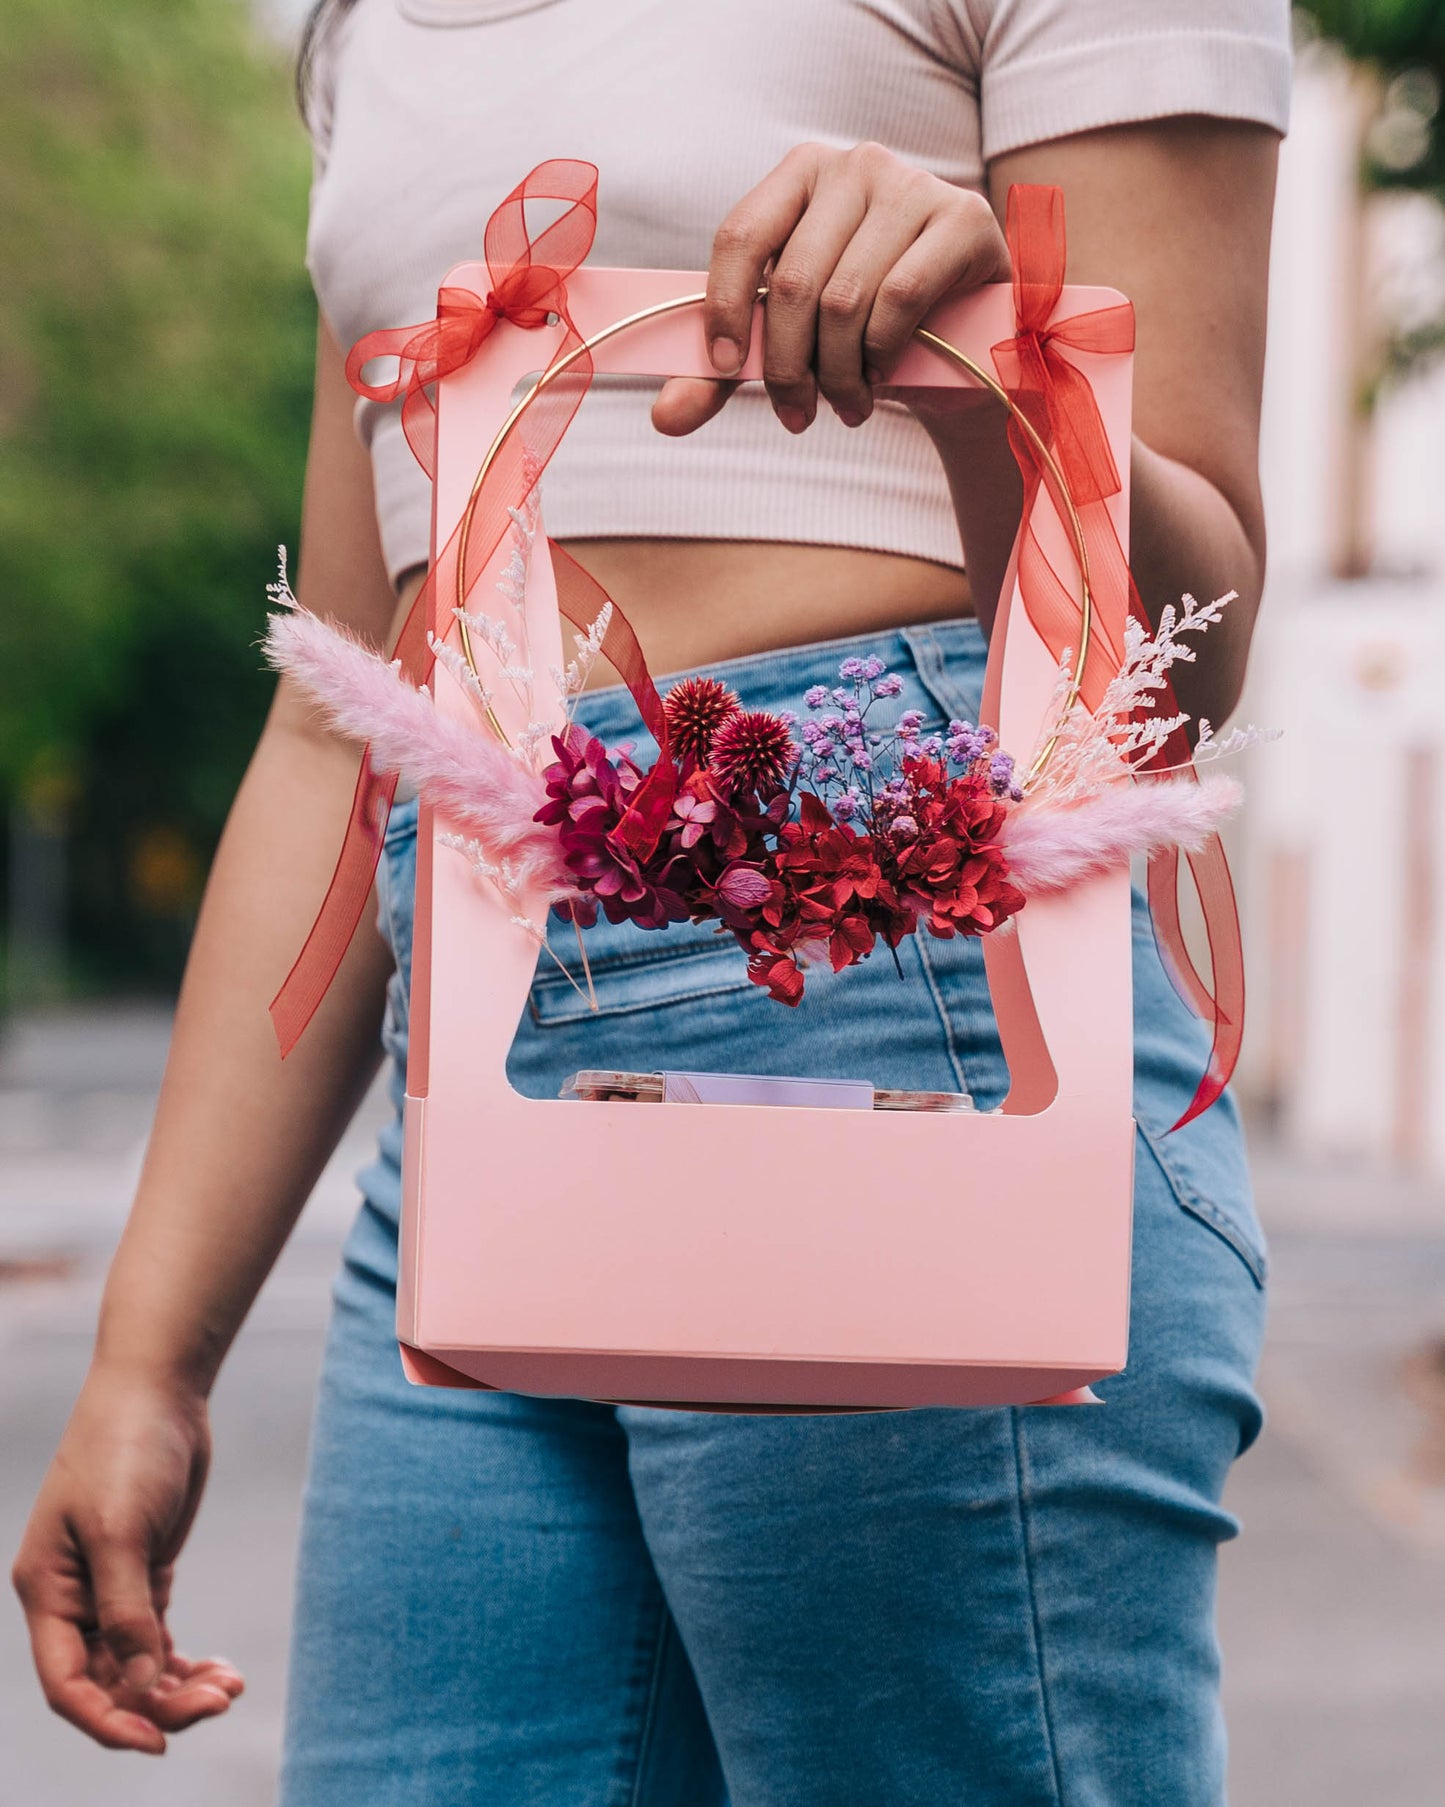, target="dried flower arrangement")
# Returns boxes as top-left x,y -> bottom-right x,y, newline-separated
264,496 -> 1265,1008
